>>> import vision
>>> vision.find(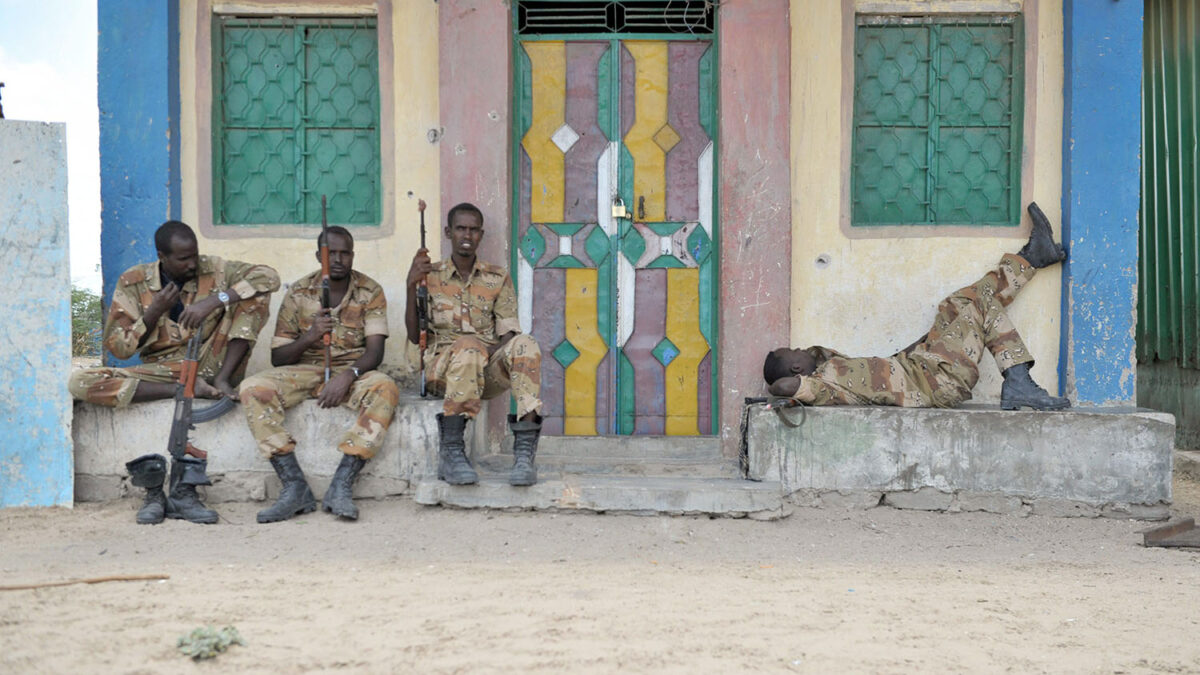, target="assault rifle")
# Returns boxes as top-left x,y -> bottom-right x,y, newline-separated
320,195 -> 332,383
166,332 -> 236,492
416,199 -> 429,397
